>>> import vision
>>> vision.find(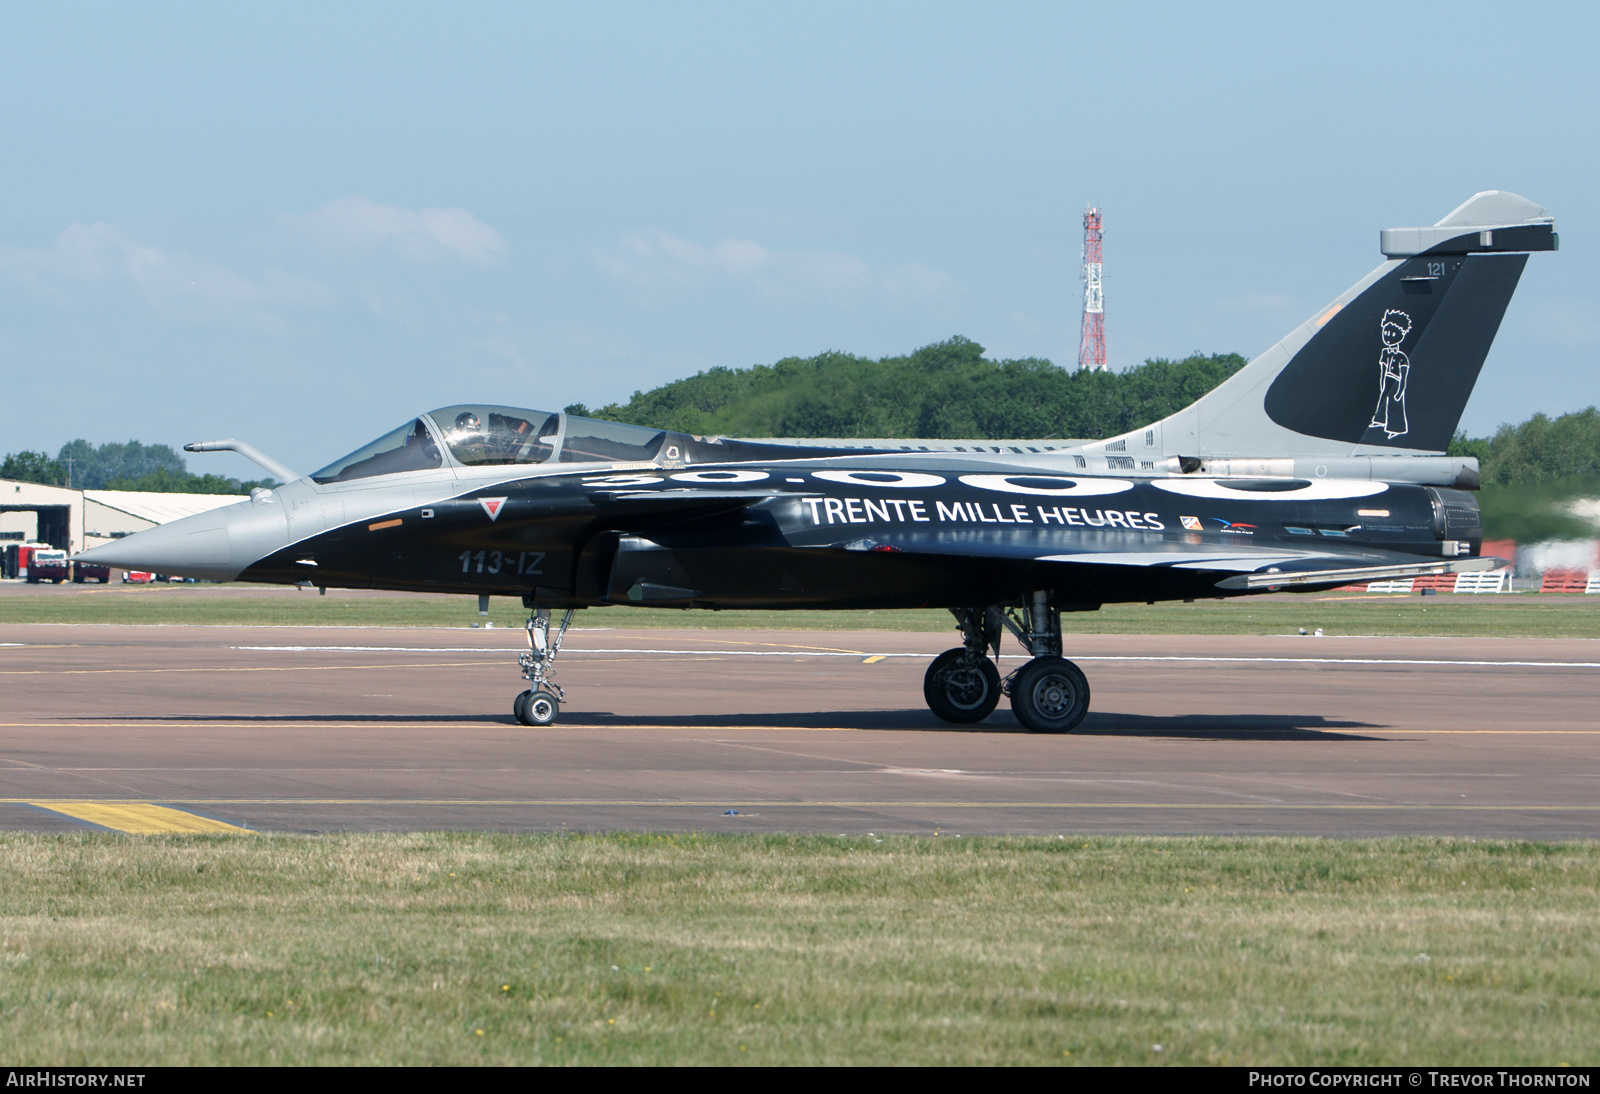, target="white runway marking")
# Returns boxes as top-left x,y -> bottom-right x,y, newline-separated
1080,656 -> 1600,669
230,645 -> 1600,669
